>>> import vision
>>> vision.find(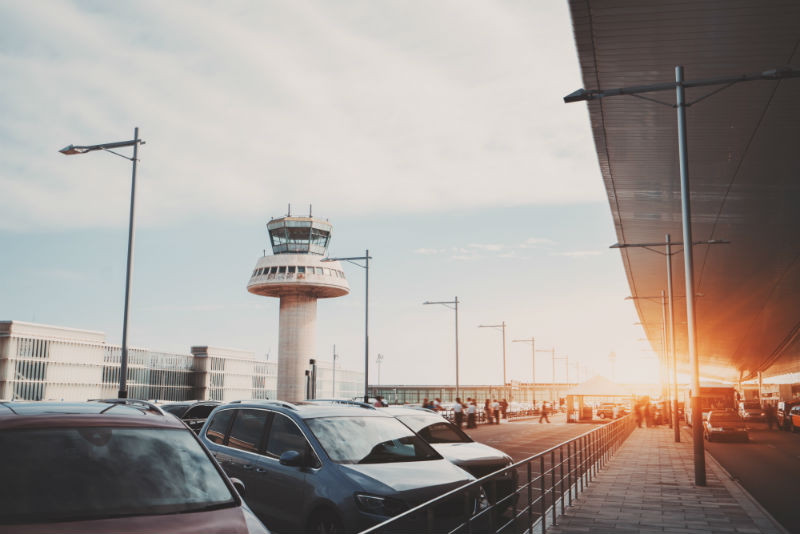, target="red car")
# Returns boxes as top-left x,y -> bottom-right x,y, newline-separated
0,399 -> 269,533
